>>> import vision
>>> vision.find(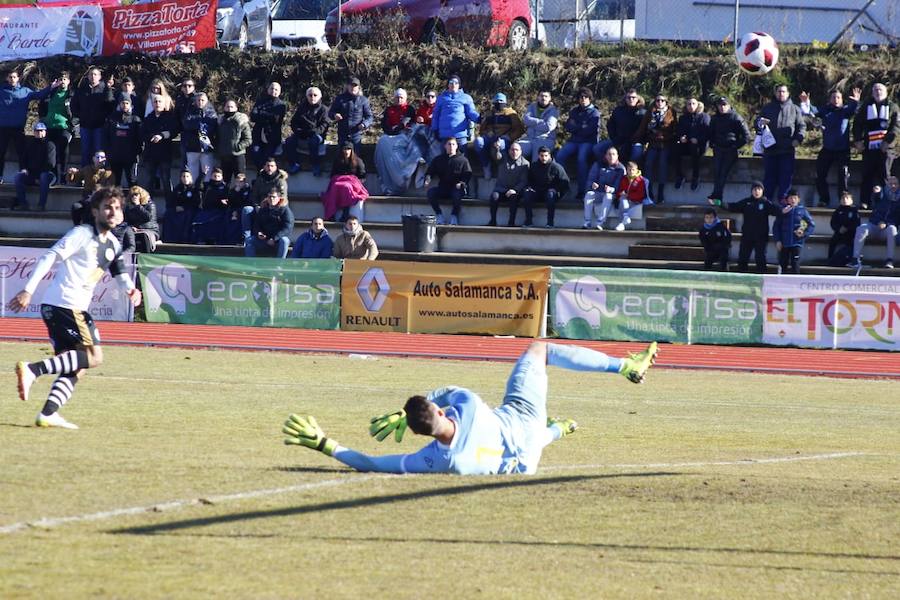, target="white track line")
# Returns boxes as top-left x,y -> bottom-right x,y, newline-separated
0,452 -> 871,536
